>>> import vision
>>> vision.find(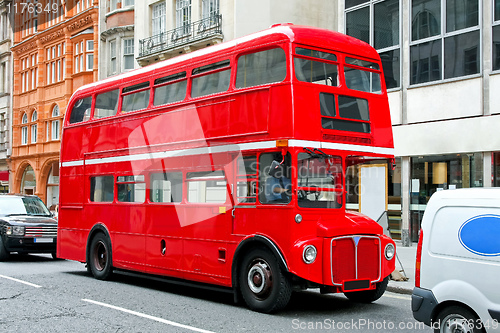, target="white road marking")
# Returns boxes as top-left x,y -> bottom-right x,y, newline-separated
82,299 -> 216,333
0,274 -> 42,288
